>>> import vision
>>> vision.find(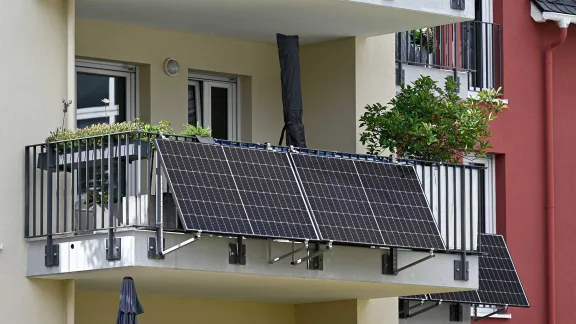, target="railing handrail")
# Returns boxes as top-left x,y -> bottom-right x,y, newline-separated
395,20 -> 502,91
24,133 -> 487,253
